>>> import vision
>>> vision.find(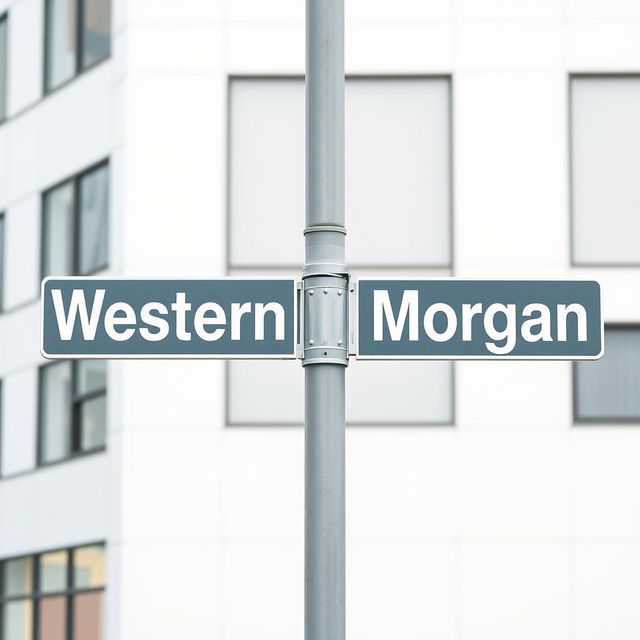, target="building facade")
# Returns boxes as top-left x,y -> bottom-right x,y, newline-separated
0,0 -> 639,638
